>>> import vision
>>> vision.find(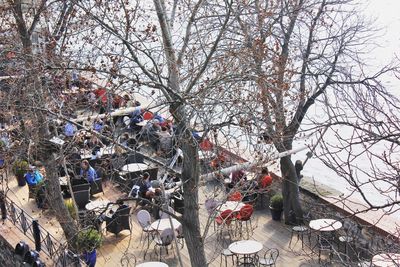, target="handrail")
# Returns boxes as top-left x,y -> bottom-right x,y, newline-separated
1,194 -> 83,266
